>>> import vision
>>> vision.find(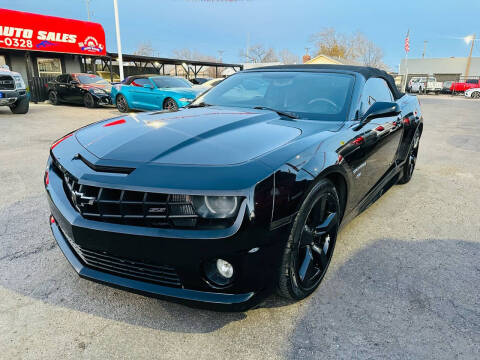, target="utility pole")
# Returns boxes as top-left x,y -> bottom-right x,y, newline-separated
422,41 -> 428,58
85,0 -> 91,21
465,34 -> 476,79
217,50 -> 224,63
113,0 -> 124,80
